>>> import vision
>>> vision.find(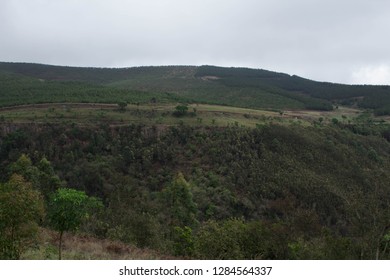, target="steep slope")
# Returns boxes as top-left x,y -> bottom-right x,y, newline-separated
2,122 -> 390,259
